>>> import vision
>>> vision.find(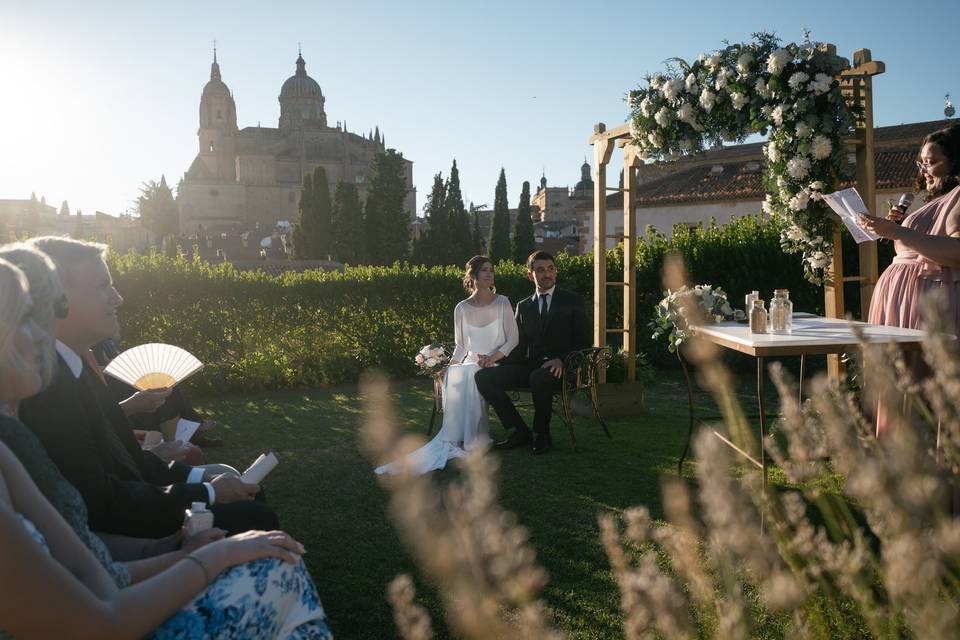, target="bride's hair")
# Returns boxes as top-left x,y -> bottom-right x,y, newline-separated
463,255 -> 494,293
